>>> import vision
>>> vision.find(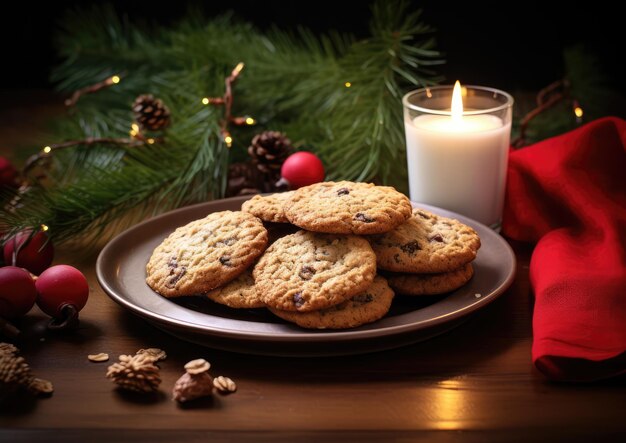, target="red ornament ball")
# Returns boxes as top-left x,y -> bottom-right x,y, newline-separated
280,151 -> 325,189
0,266 -> 37,319
35,265 -> 89,318
3,230 -> 54,275
0,156 -> 18,188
